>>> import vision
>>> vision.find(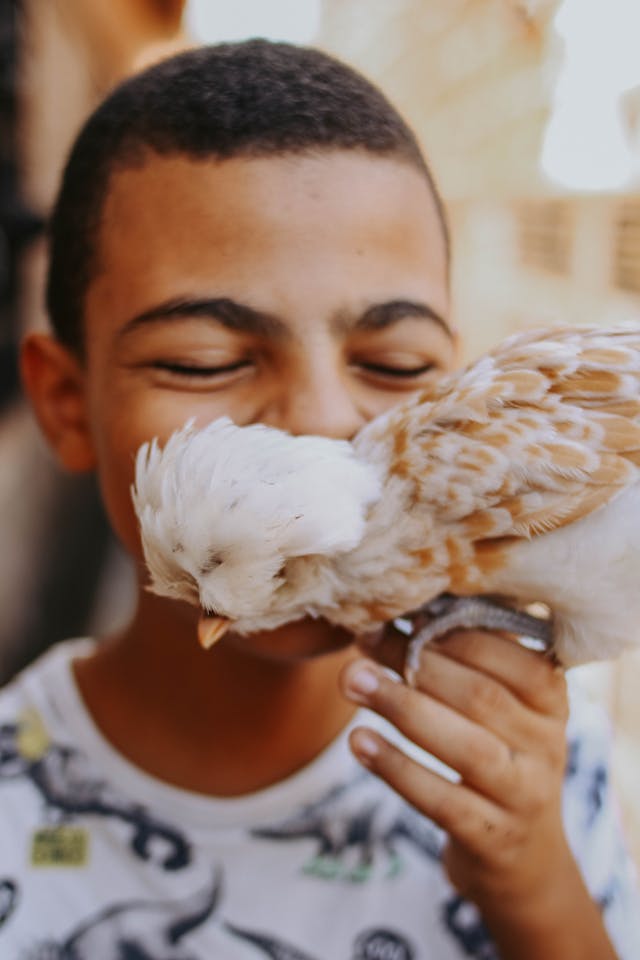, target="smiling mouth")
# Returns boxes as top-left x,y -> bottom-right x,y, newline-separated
197,614 -> 232,650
